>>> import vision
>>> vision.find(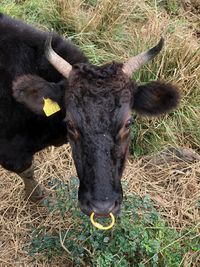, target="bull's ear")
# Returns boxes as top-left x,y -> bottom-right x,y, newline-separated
13,75 -> 64,116
132,81 -> 180,116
